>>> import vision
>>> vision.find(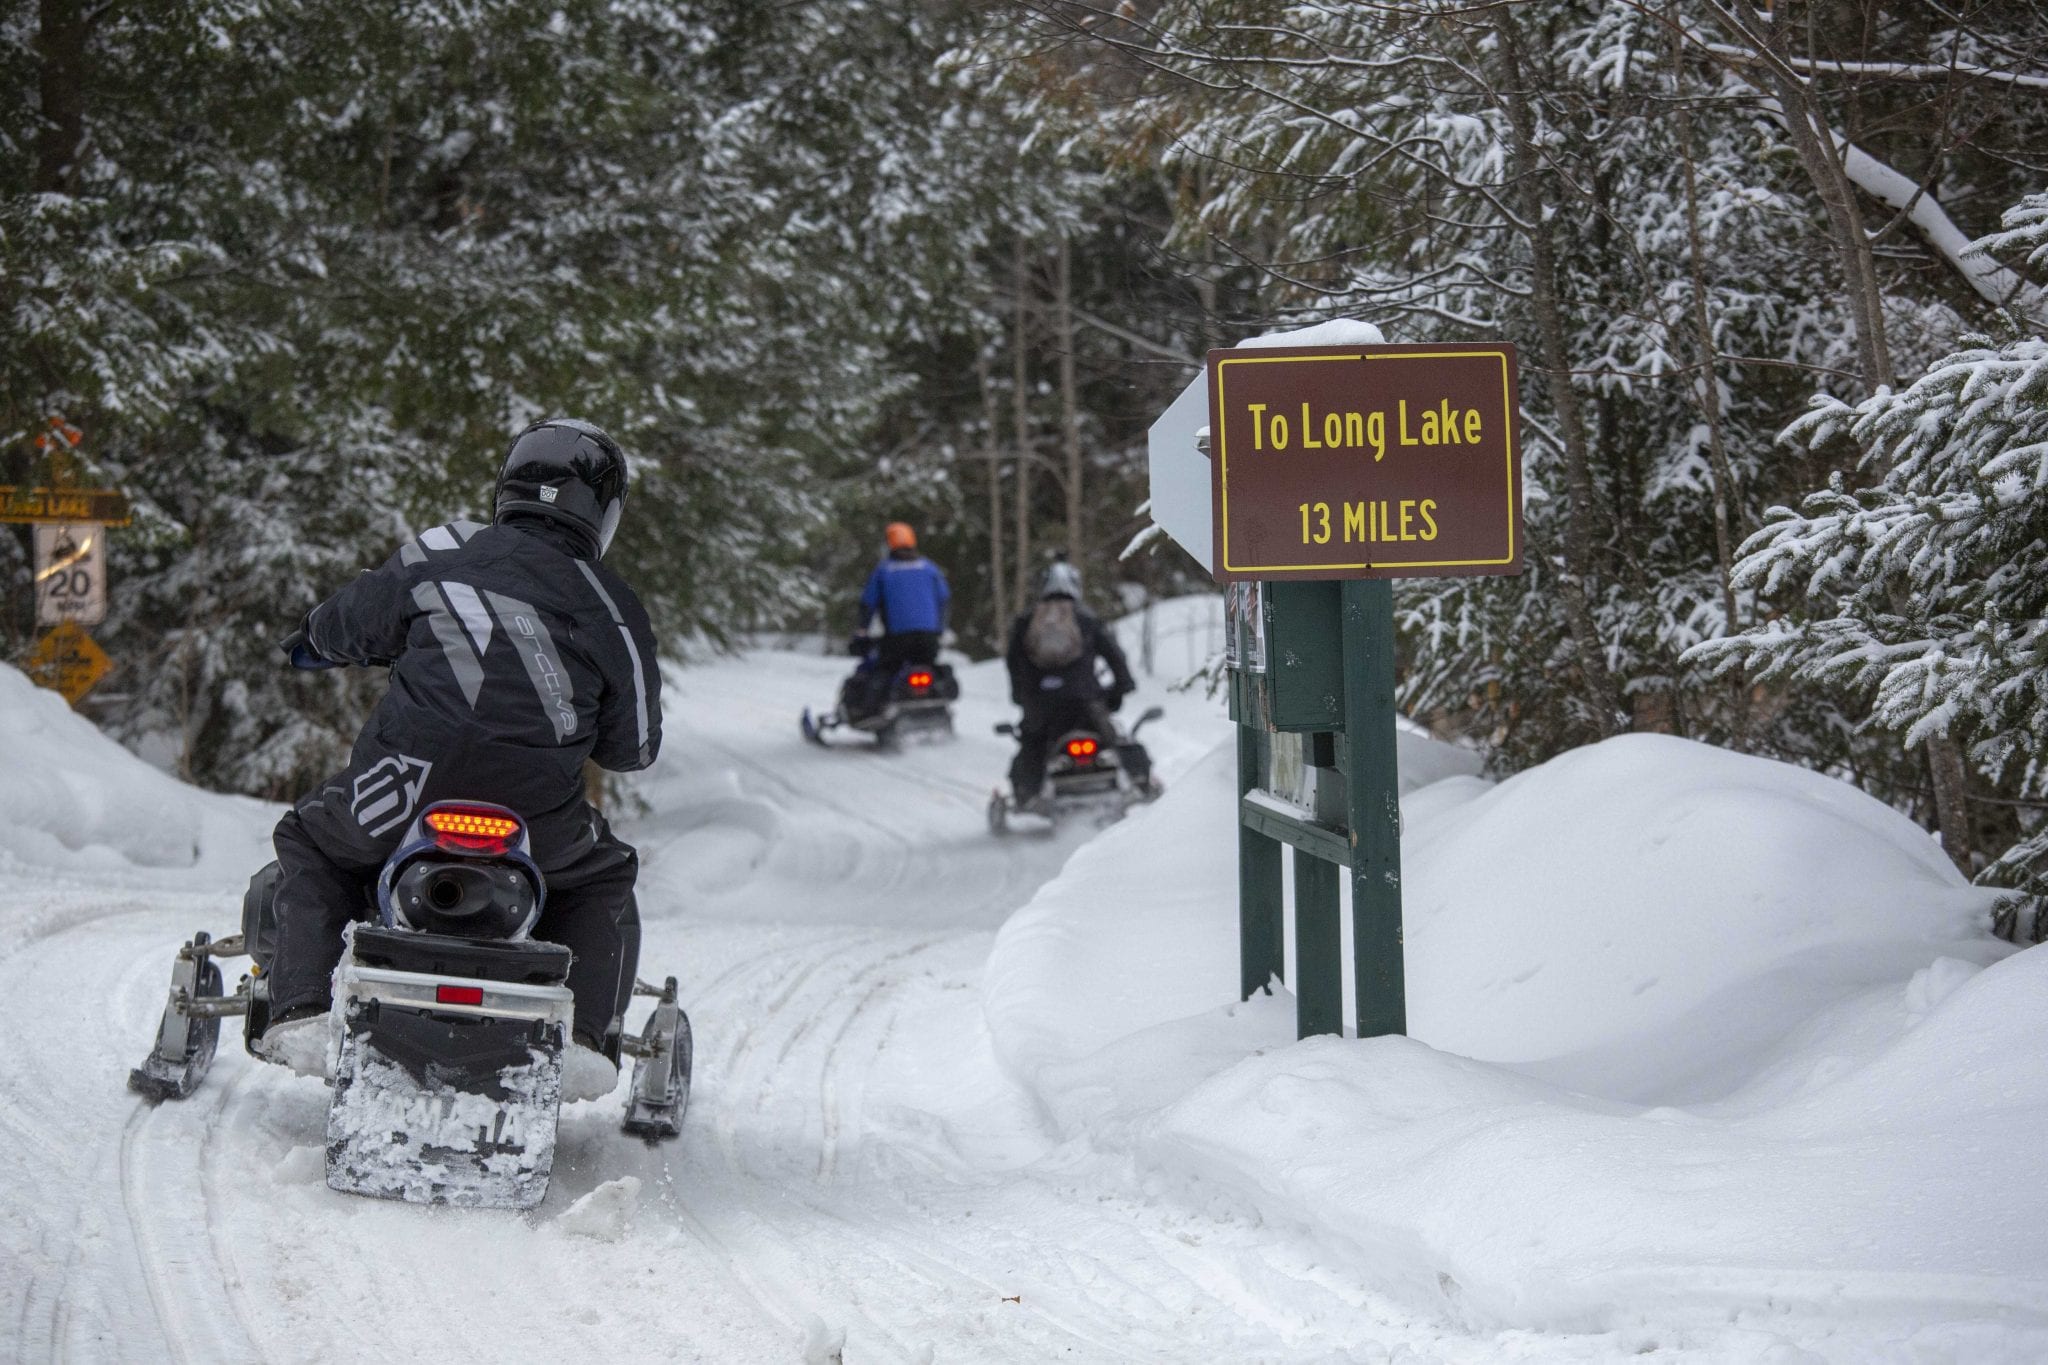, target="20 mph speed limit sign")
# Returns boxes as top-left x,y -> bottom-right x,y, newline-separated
34,521 -> 108,627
